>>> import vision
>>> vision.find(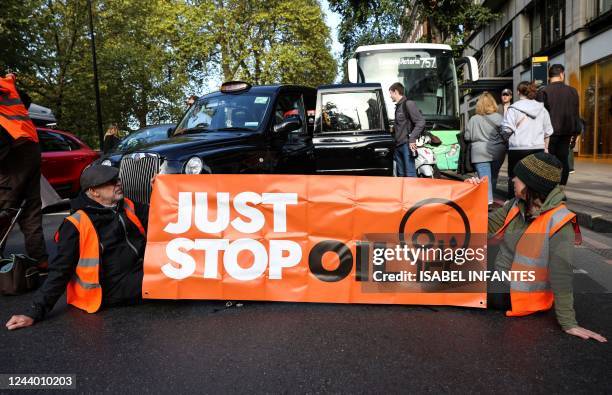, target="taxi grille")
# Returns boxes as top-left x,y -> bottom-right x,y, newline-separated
119,153 -> 160,204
